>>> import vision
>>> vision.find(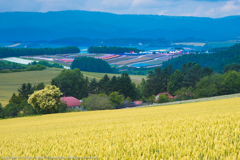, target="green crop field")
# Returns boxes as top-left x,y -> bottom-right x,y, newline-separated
0,68 -> 63,106
1,97 -> 240,159
0,68 -> 146,106
82,71 -> 146,84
